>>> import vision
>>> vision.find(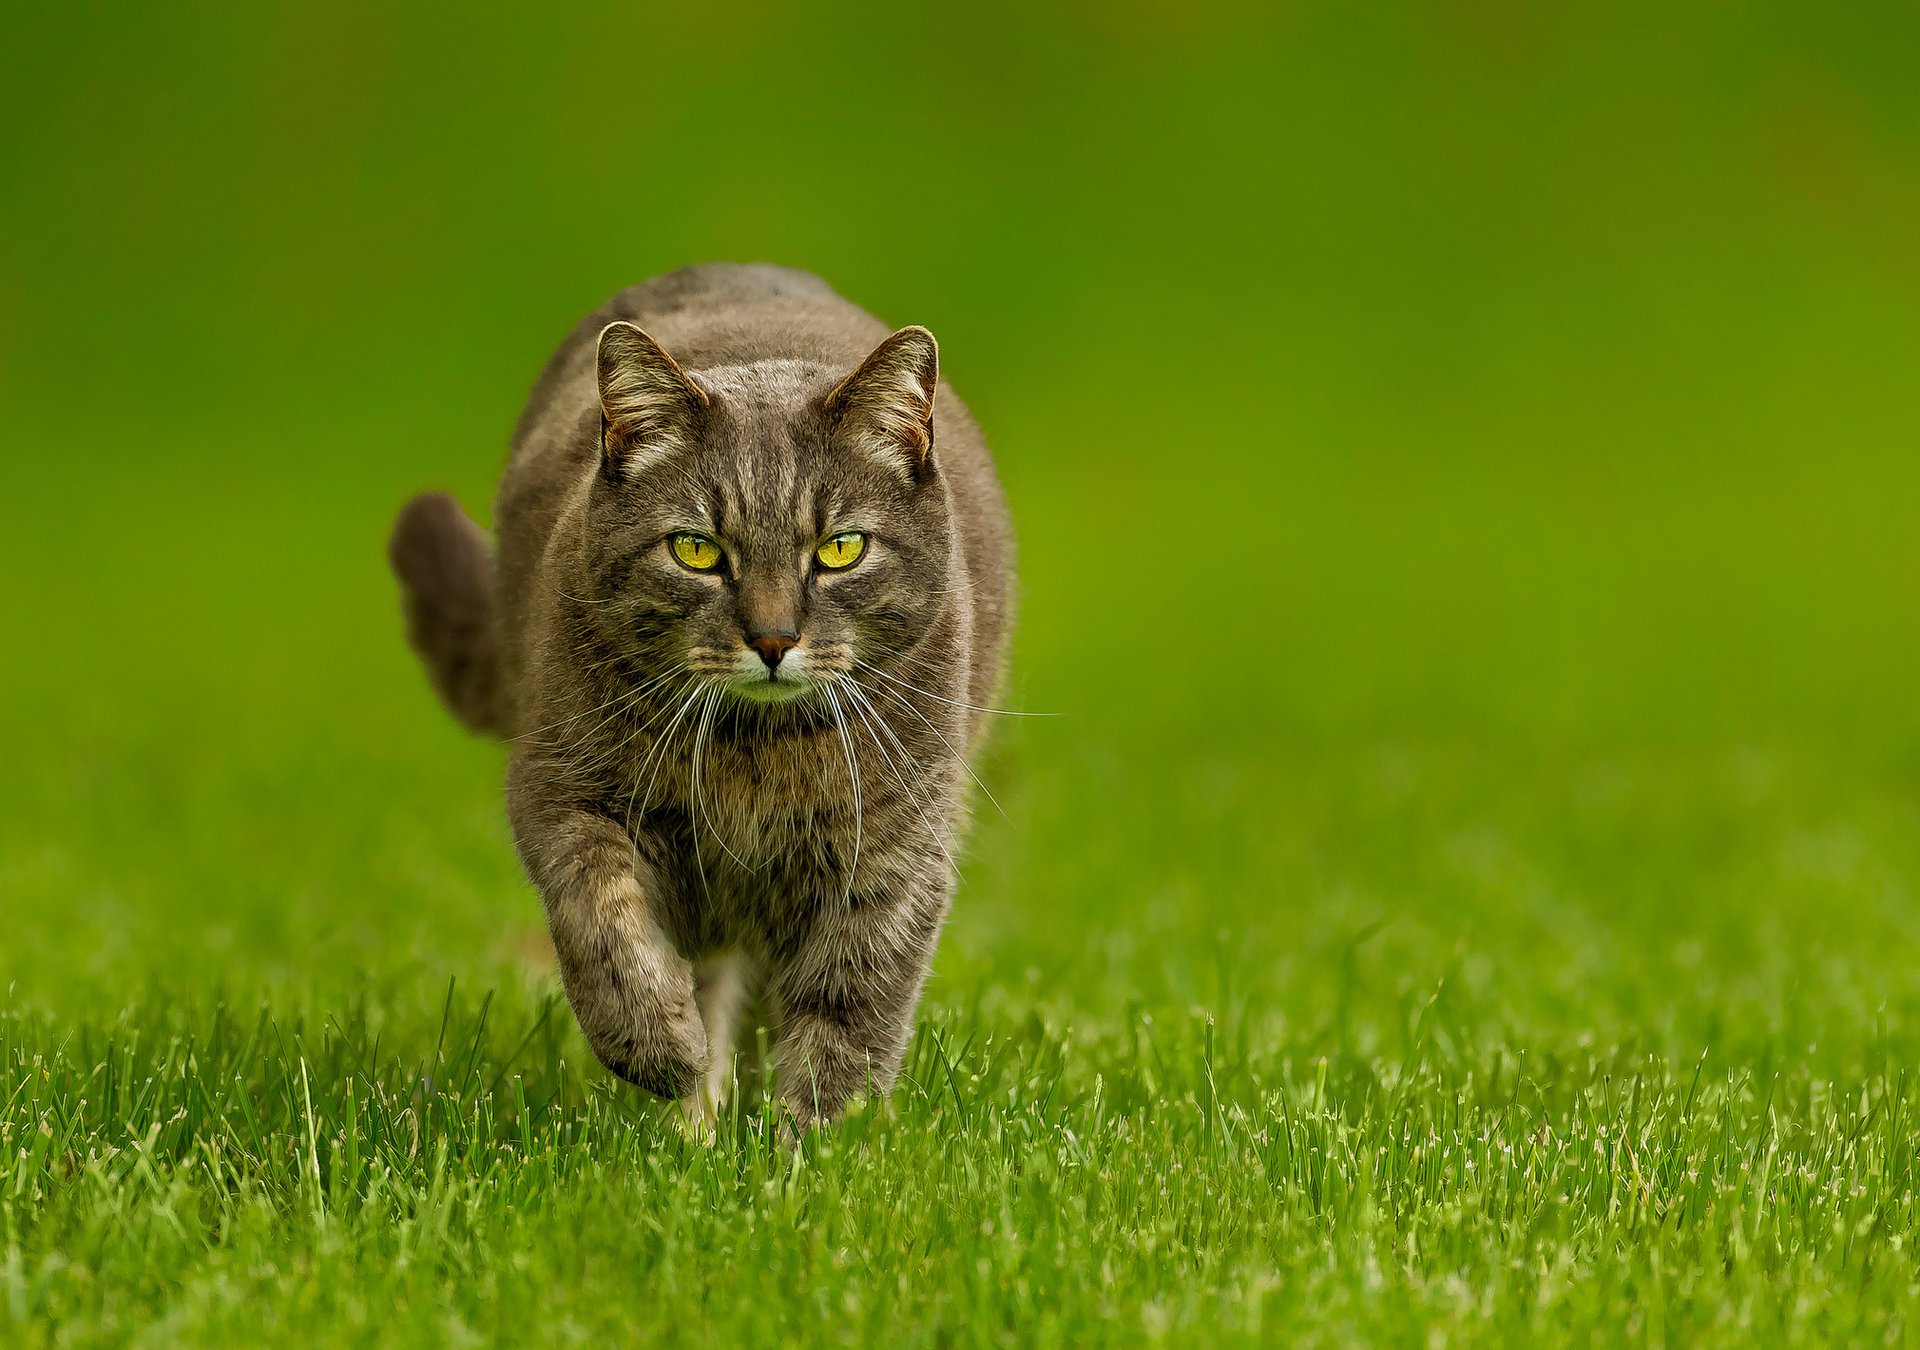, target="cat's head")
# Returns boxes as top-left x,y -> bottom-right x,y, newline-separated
571,321 -> 956,709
